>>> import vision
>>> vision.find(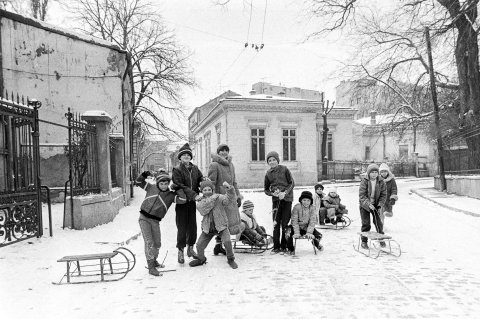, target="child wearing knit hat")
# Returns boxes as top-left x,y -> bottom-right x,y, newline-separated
238,200 -> 267,247
264,150 -> 295,254
358,163 -> 387,249
190,180 -> 241,269
323,186 -> 348,225
135,169 -> 186,276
